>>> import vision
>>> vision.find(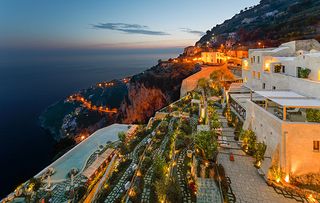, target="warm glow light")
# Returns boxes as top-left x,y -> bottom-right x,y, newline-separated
256,161 -> 261,167
137,170 -> 141,177
243,60 -> 248,69
81,135 -> 85,141
276,177 -> 280,183
284,174 -> 290,183
308,194 -> 316,203
264,63 -> 270,71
